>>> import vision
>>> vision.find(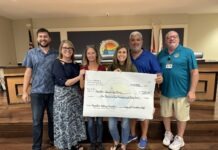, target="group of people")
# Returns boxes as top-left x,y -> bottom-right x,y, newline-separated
22,28 -> 199,150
